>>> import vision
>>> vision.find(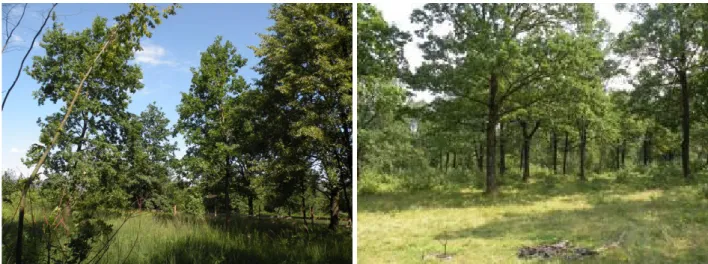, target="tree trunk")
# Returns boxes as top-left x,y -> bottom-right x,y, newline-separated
678,68 -> 691,179
643,131 -> 651,166
310,205 -> 315,225
438,151 -> 443,170
520,143 -> 524,171
621,140 -> 626,168
485,74 -> 499,194
522,138 -> 530,182
520,121 -> 529,181
563,132 -> 569,175
453,152 -> 457,169
342,184 -> 351,220
616,145 -> 621,170
552,130 -> 558,174
224,161 -> 232,216
328,188 -> 341,230
301,195 -> 308,227
476,143 -> 484,172
579,122 -> 587,181
499,122 -> 506,175
248,195 -> 254,216
520,120 -> 540,182
445,152 -> 450,172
